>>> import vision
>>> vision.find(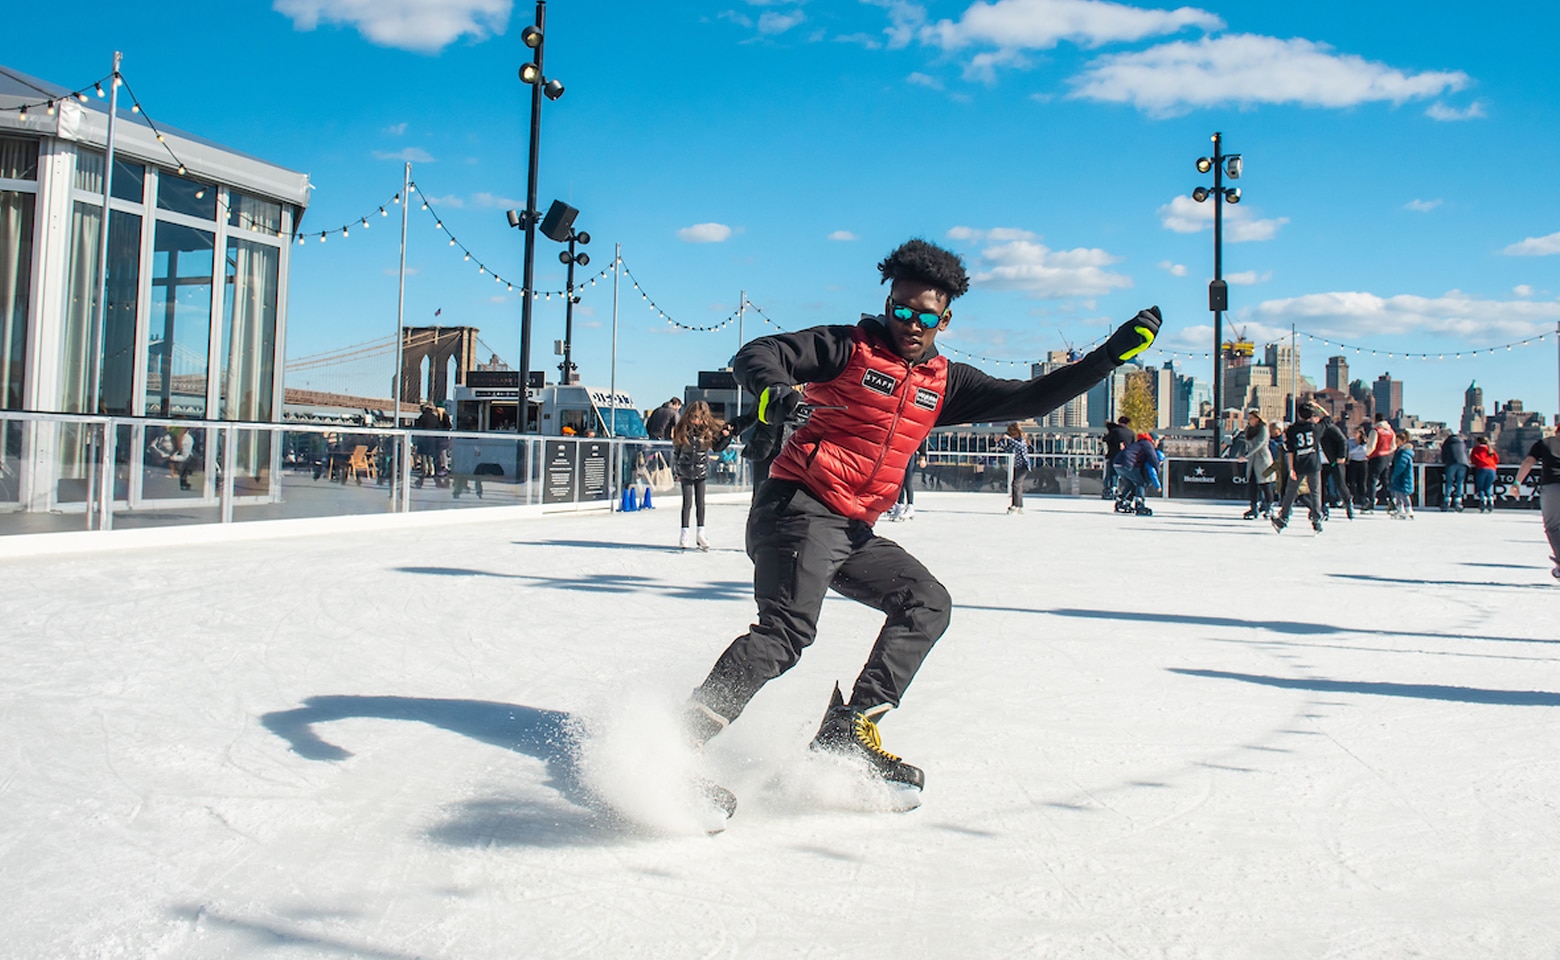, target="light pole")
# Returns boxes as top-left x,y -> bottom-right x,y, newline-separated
513,1 -> 565,432
1192,131 -> 1242,456
557,224 -> 590,385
